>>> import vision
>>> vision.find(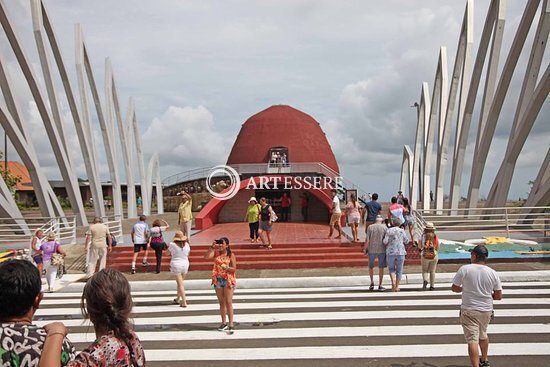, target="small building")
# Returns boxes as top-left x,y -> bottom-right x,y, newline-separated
194,105 -> 342,229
